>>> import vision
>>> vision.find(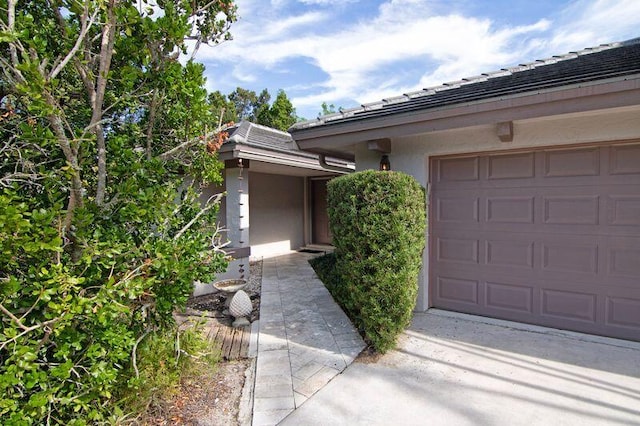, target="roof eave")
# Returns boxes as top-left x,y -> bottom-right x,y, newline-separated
218,144 -> 354,173
292,75 -> 640,153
